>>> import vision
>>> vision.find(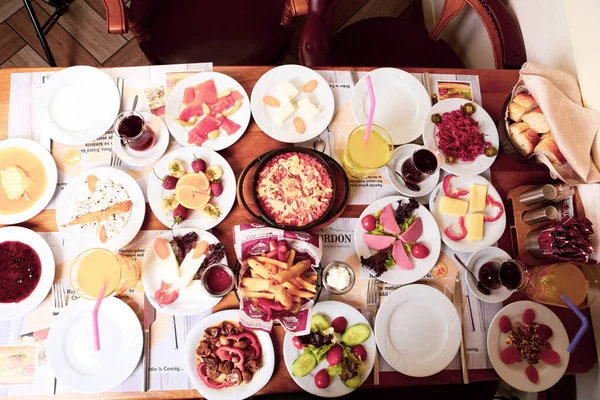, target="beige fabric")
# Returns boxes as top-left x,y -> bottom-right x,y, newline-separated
518,62 -> 600,184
